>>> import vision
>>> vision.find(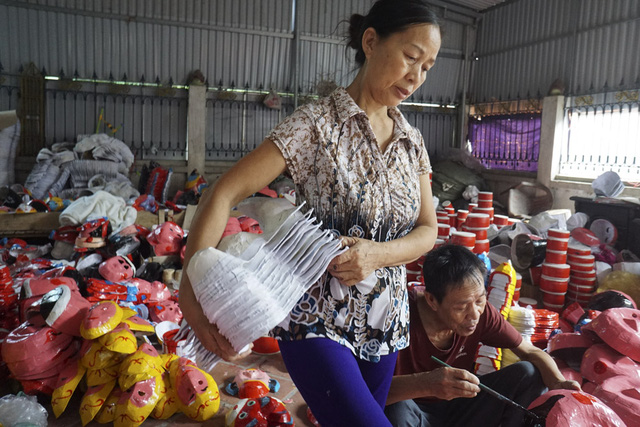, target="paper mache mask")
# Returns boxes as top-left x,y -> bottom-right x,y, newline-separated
80,300 -> 124,340
147,221 -> 184,256
170,357 -> 220,421
98,322 -> 138,354
527,390 -> 625,427
94,387 -> 122,424
21,276 -> 79,298
151,372 -> 180,420
582,307 -> 640,362
114,376 -> 162,427
592,375 -> 640,426
51,359 -> 87,417
80,379 -> 116,426
580,343 -> 640,385
40,284 -> 92,336
80,340 -> 123,370
148,280 -> 172,303
225,368 -> 280,399
98,255 -> 136,282
149,300 -> 183,324
225,396 -> 293,427
118,343 -> 165,390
